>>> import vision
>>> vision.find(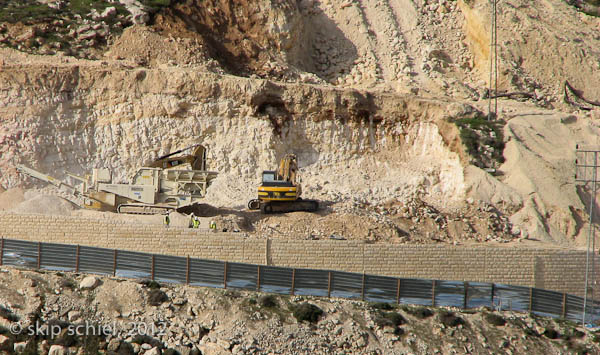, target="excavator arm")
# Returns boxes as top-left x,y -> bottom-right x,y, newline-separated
277,153 -> 298,184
